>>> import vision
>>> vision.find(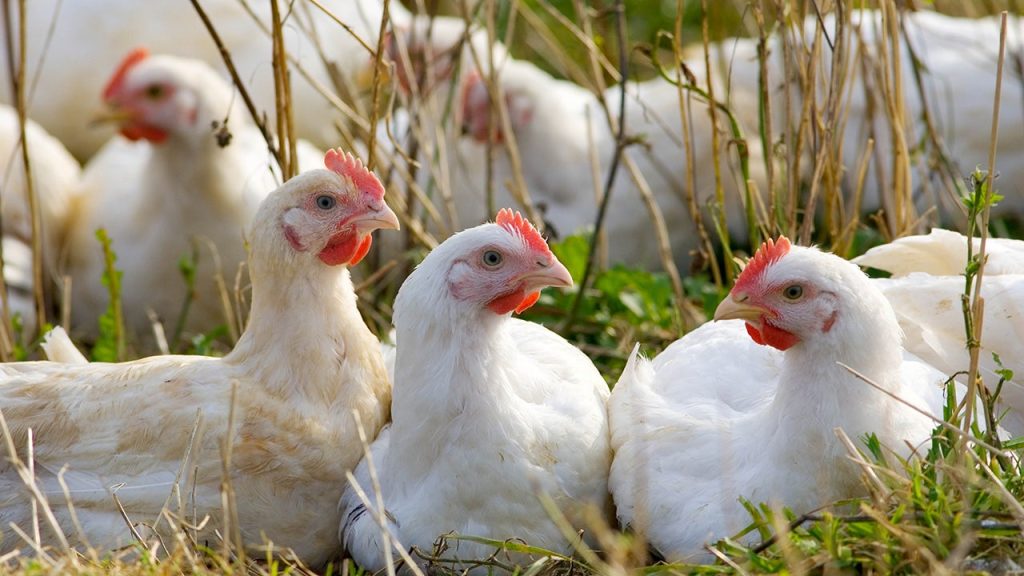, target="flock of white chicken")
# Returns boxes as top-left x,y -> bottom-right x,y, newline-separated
0,0 -> 1021,571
